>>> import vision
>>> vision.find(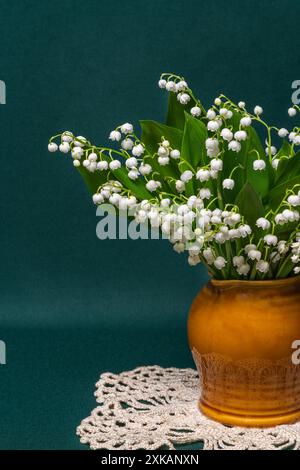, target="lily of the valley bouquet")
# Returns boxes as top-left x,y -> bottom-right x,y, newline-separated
49,73 -> 300,280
